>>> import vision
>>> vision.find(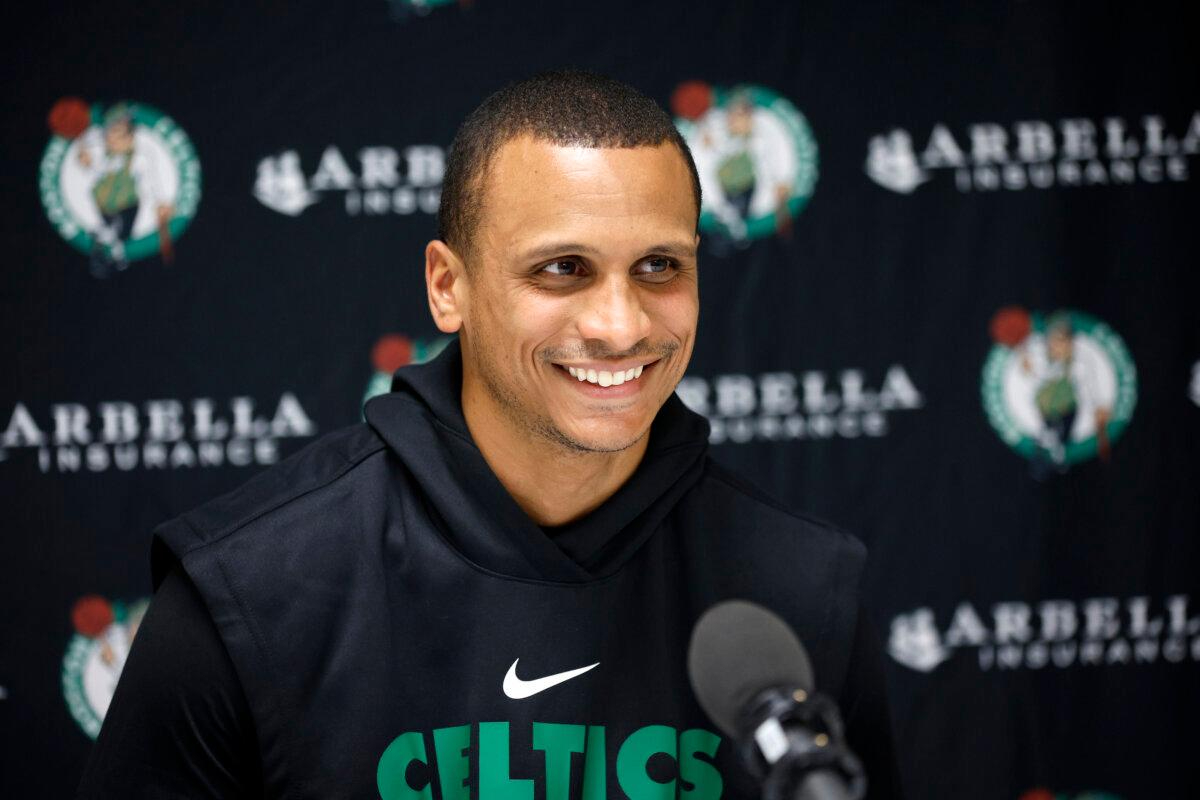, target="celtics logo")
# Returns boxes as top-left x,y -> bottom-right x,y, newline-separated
39,98 -> 201,278
982,307 -> 1137,473
671,81 -> 818,247
363,333 -> 454,410
62,594 -> 149,738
